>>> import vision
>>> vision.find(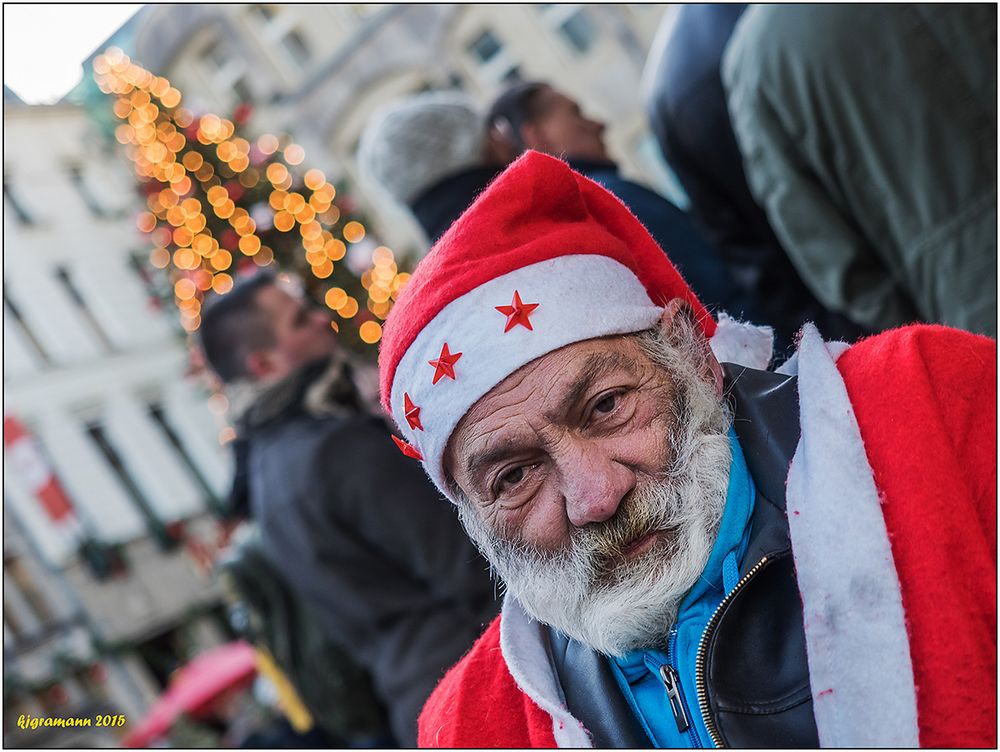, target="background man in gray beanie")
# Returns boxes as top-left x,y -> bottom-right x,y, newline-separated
358,91 -> 510,244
